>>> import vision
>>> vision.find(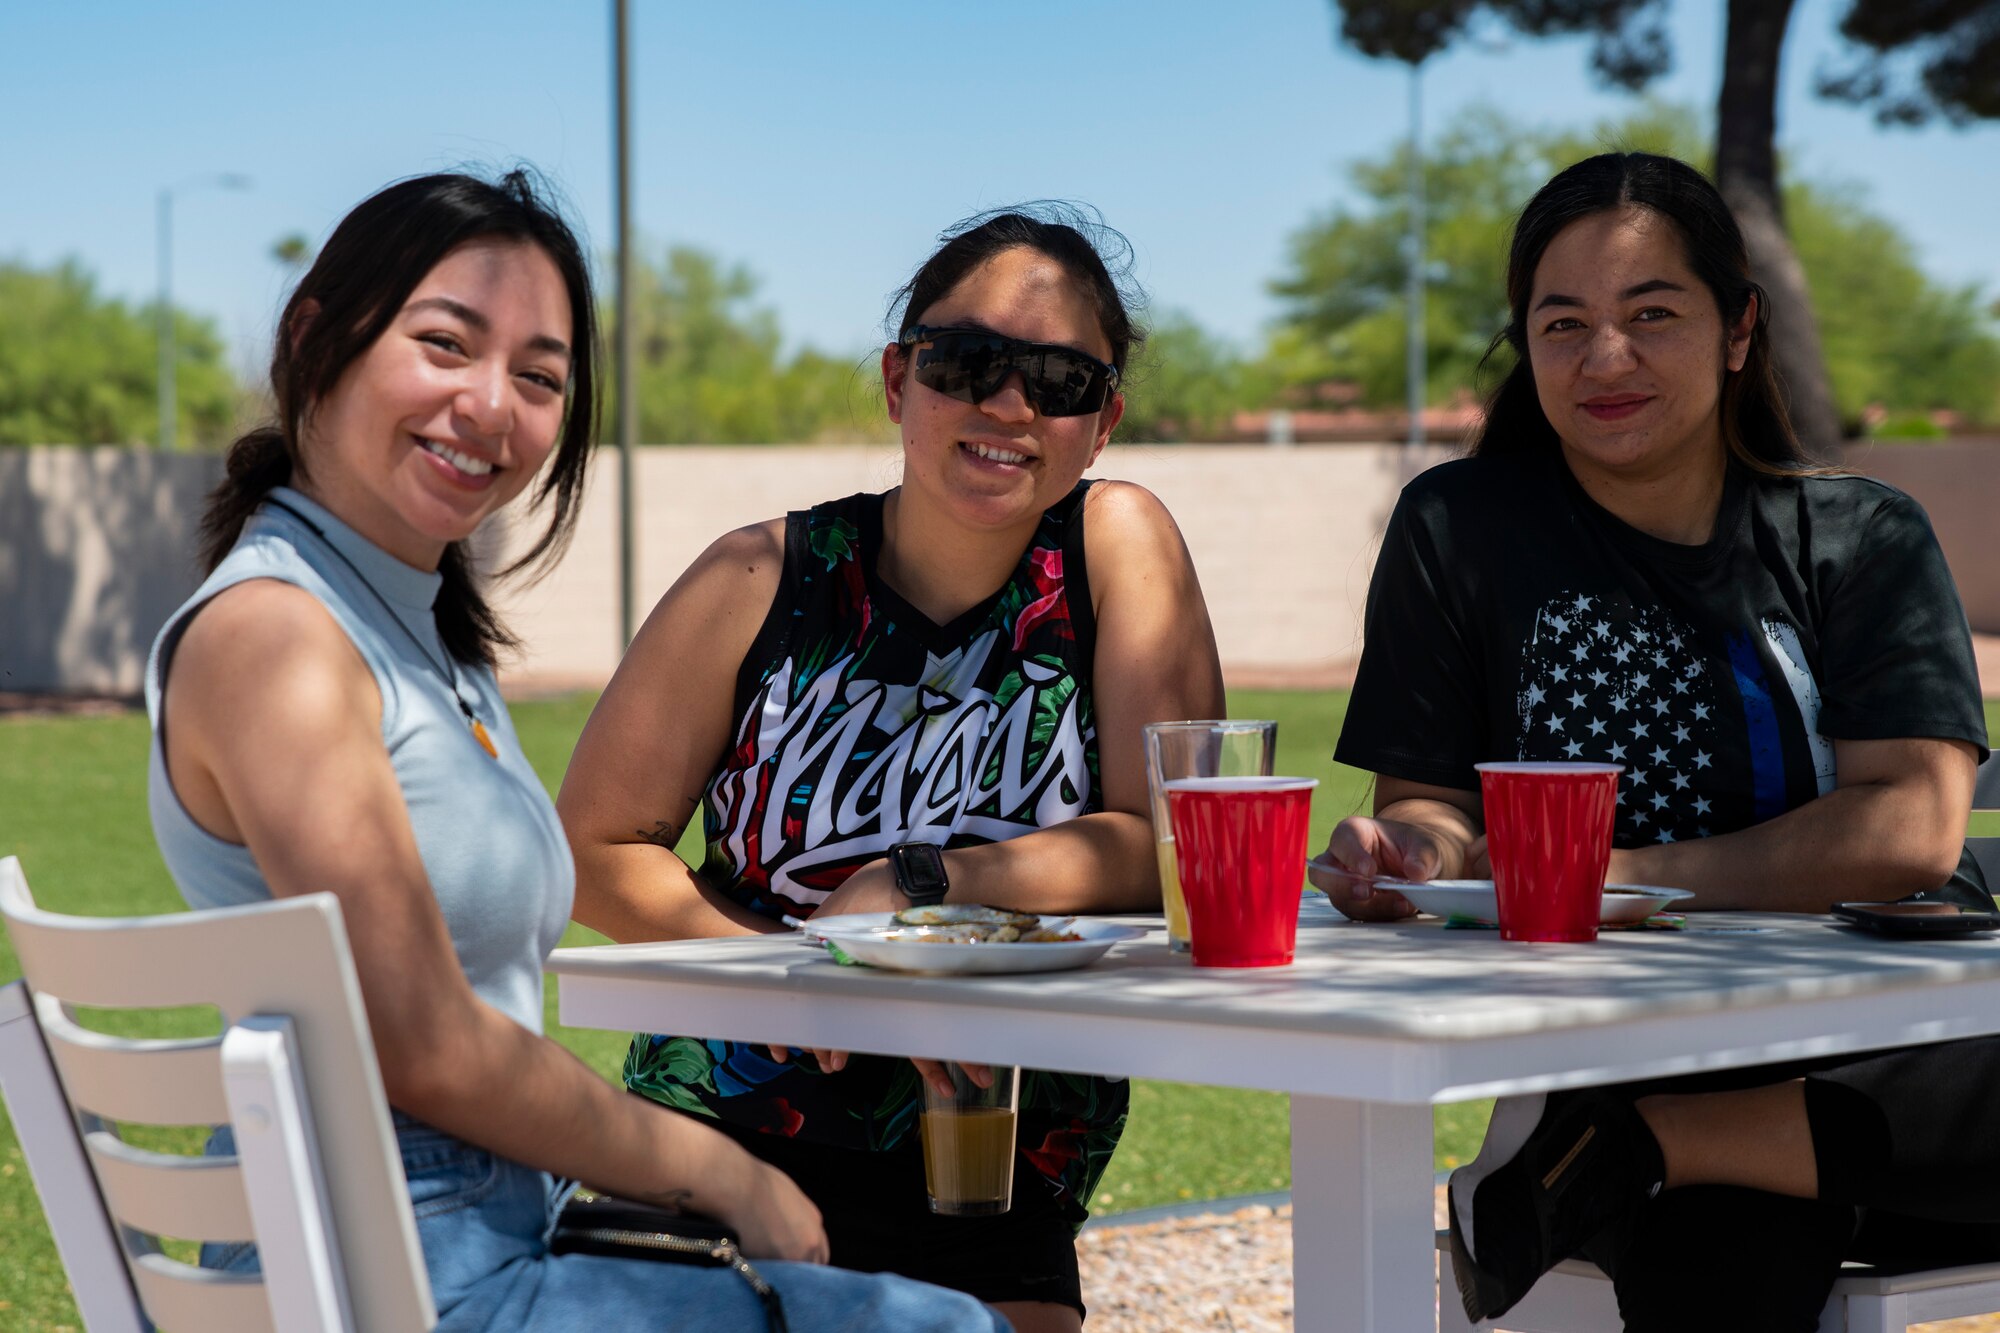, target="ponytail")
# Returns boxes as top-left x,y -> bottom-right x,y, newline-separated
438,544 -> 519,666
197,427 -> 294,574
